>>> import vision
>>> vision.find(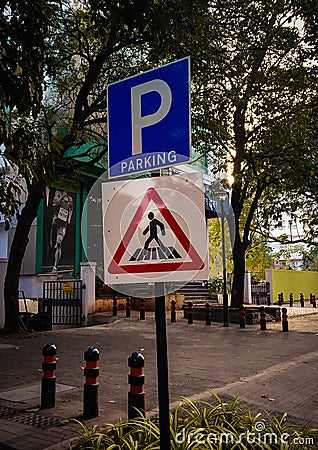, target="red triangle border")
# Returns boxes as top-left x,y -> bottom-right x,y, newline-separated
108,187 -> 205,275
